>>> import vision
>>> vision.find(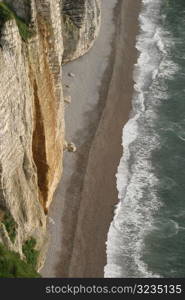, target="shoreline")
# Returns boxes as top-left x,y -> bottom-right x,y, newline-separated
68,0 -> 141,278
41,0 -> 141,278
